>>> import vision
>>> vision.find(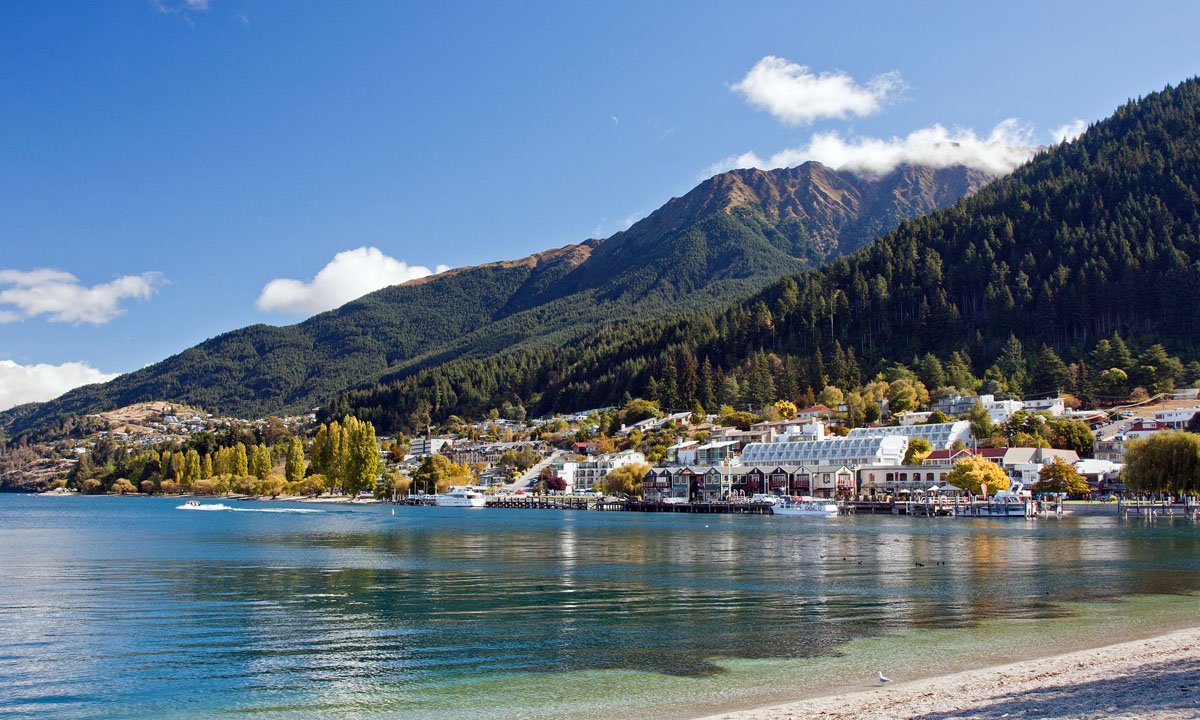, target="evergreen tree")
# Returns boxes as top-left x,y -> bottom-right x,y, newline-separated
699,358 -> 717,411
1031,346 -> 1070,394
